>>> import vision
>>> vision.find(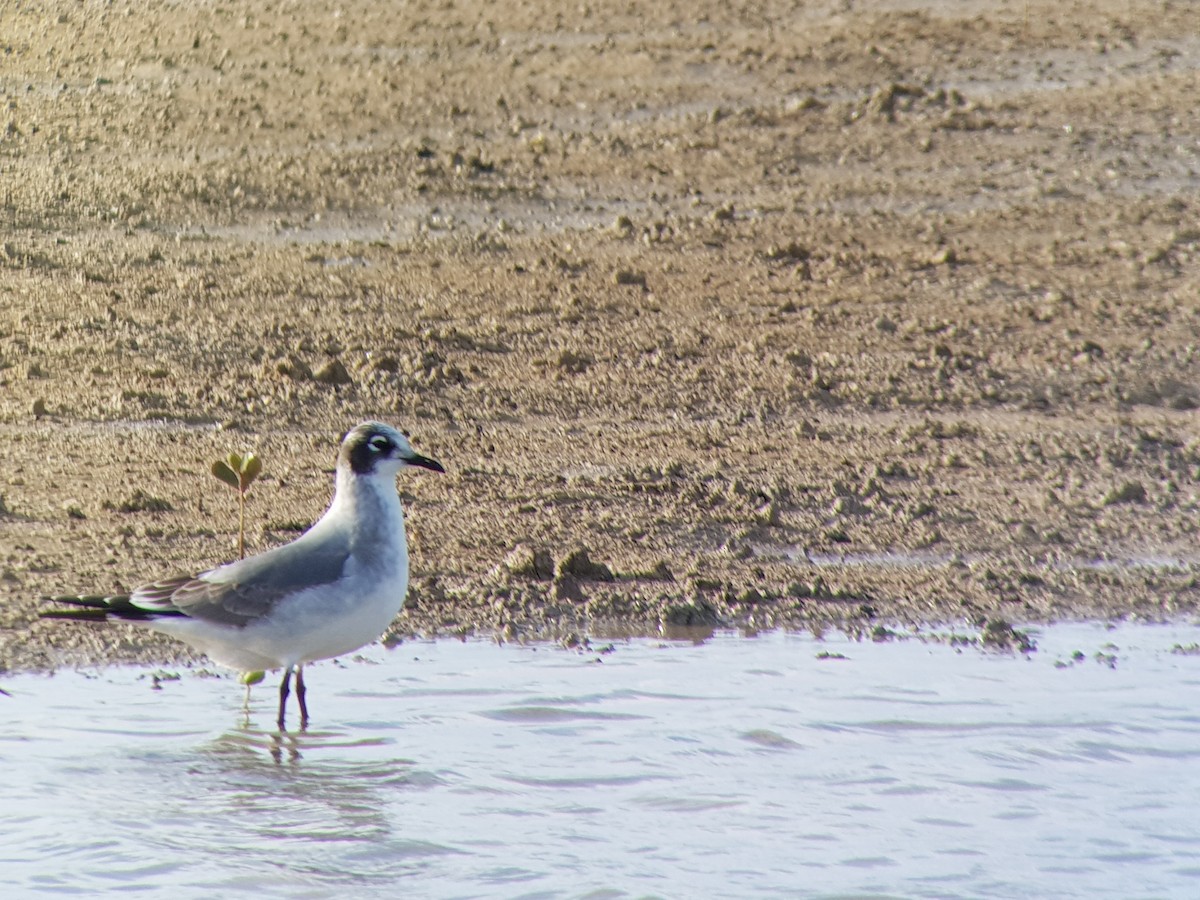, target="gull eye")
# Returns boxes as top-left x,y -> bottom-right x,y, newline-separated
368,435 -> 391,454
